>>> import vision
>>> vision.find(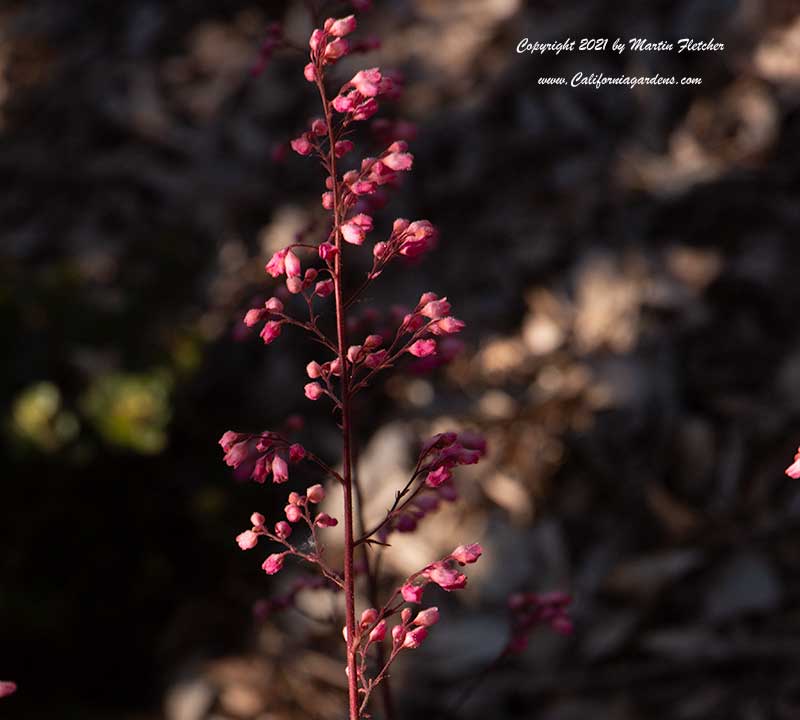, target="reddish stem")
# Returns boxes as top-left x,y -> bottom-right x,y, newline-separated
313,70 -> 360,720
